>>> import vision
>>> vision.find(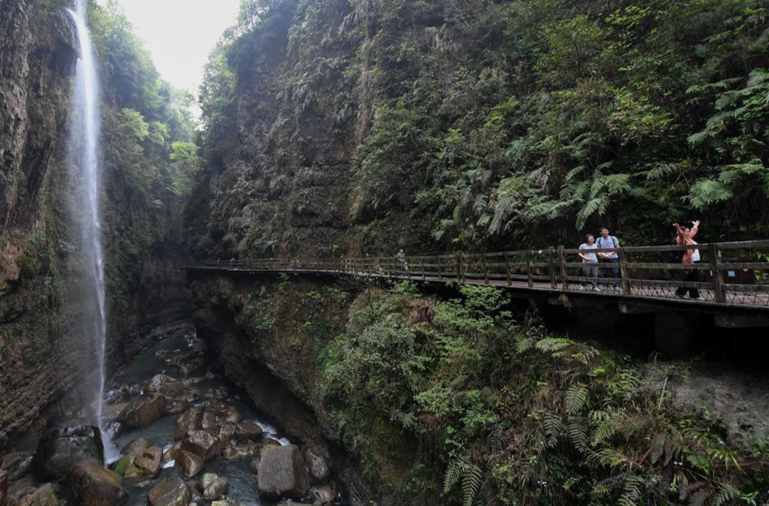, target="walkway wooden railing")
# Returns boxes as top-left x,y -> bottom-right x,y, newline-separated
185,240 -> 769,309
